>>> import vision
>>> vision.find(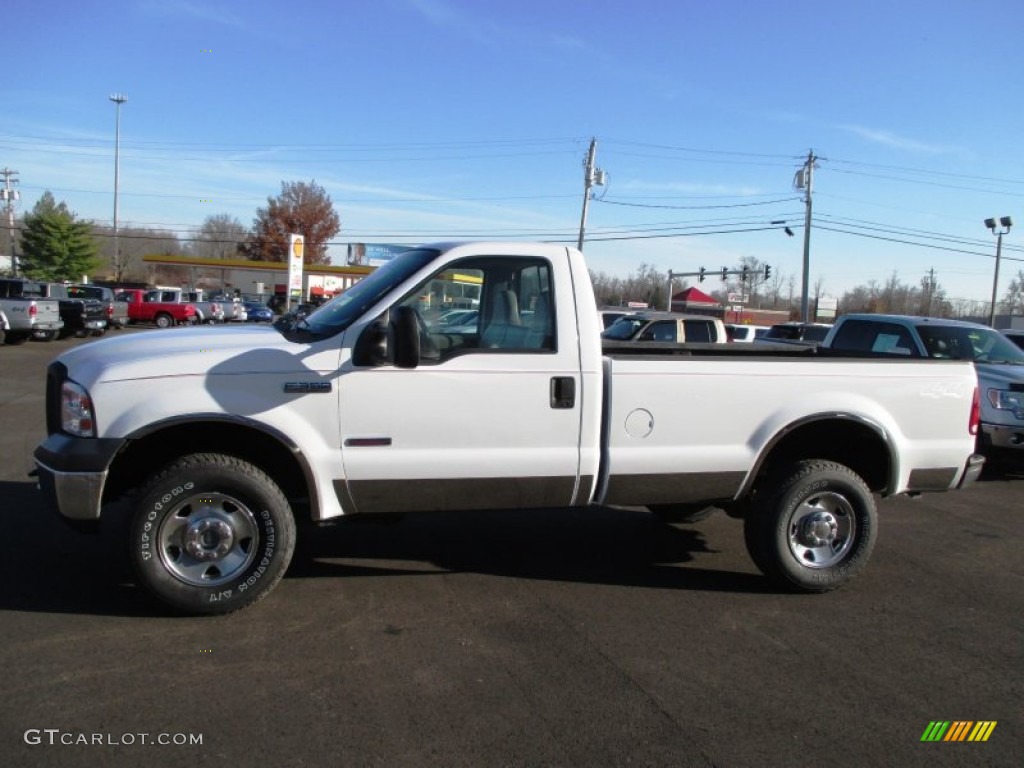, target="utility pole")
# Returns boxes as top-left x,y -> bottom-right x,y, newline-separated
577,138 -> 605,251
1,168 -> 19,275
794,150 -> 818,323
925,268 -> 936,316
